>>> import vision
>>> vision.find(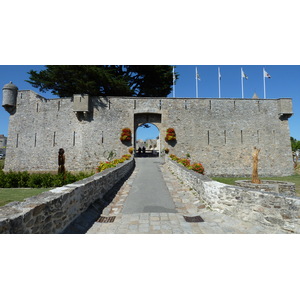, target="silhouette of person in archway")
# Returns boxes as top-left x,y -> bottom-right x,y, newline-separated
138,147 -> 142,156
